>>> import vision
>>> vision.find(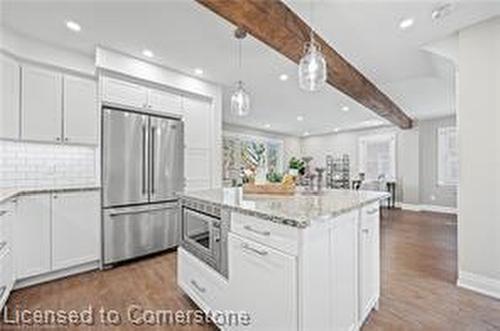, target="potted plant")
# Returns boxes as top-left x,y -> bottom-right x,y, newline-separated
288,157 -> 305,177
